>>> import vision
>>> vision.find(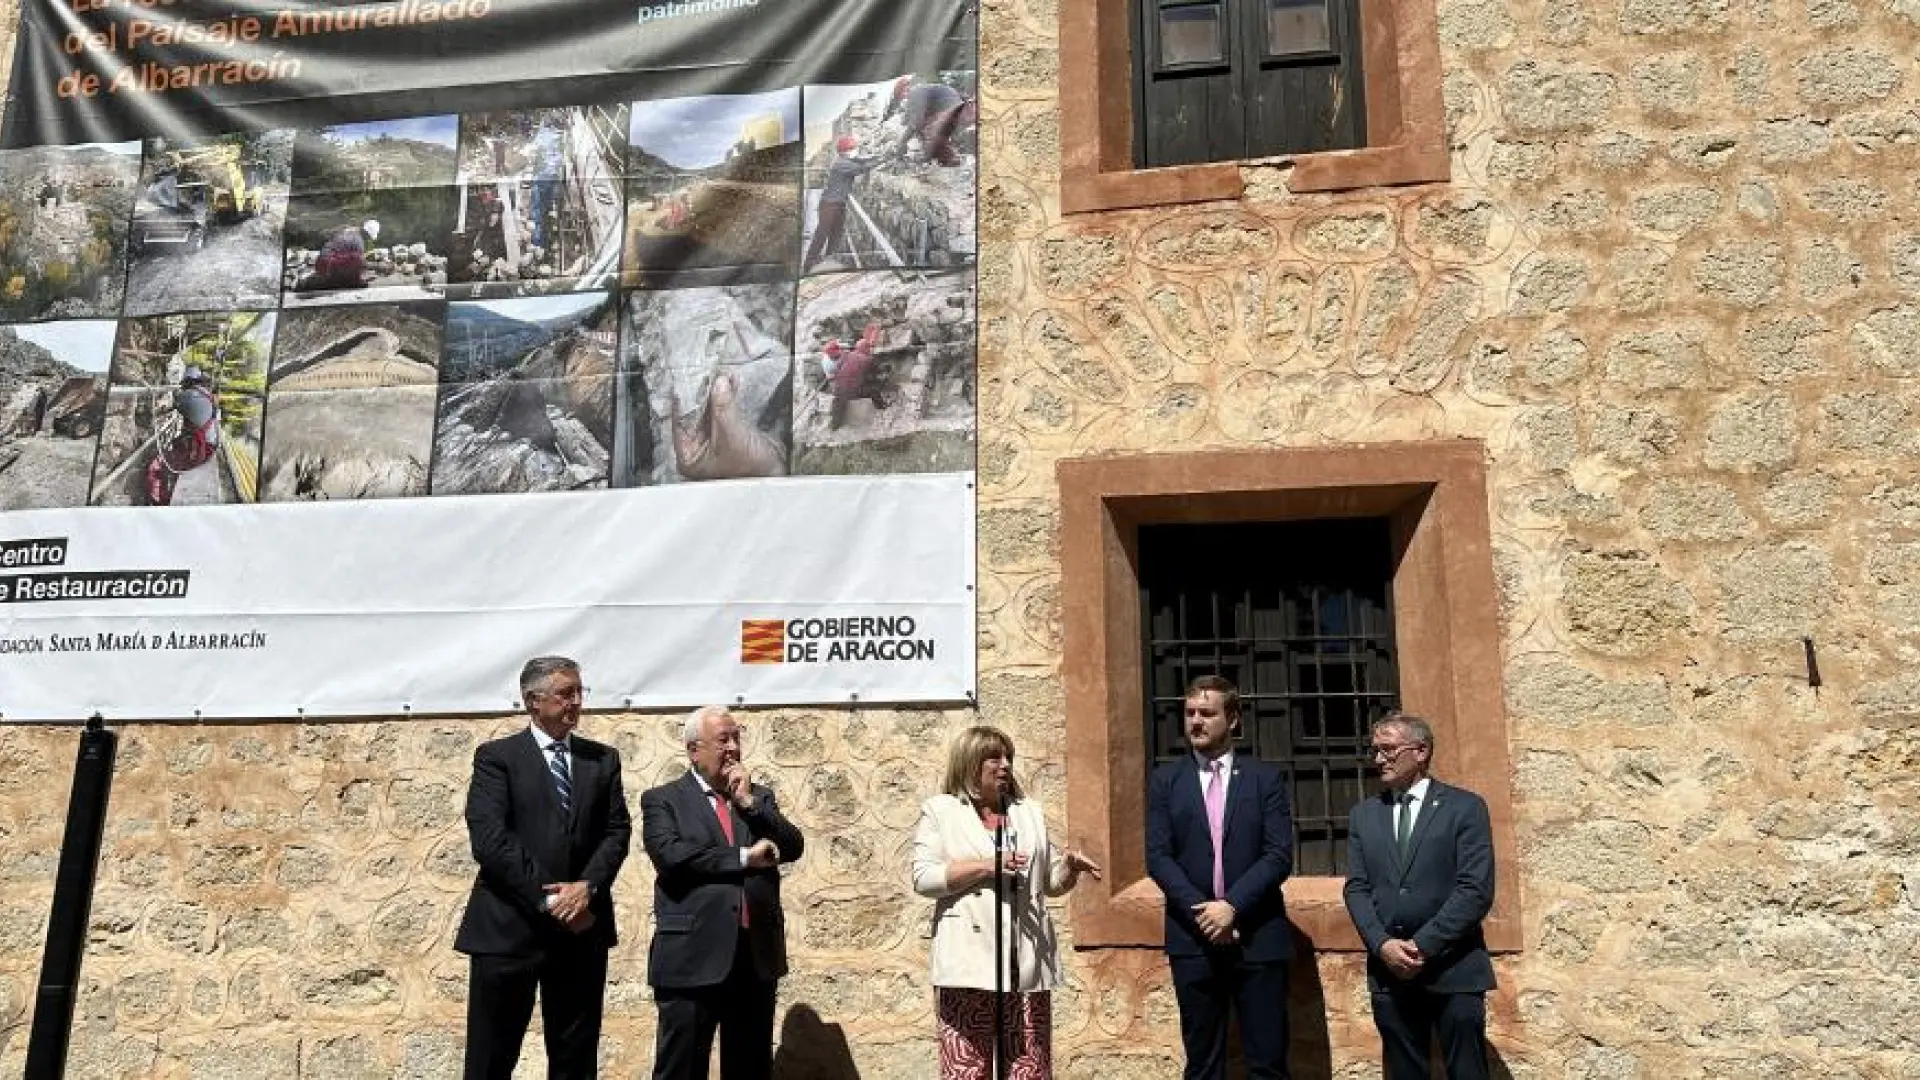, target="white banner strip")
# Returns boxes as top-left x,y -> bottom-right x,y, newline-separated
0,473 -> 976,720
